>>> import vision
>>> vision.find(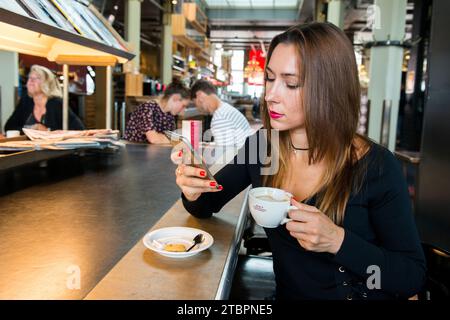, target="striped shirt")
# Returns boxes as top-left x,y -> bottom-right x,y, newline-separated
210,101 -> 251,147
